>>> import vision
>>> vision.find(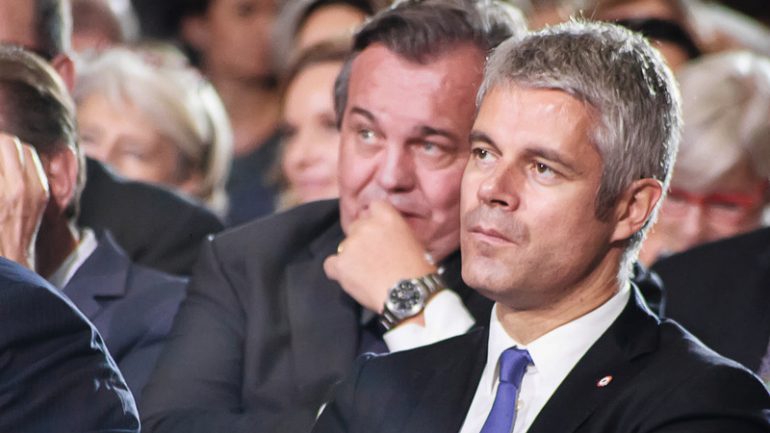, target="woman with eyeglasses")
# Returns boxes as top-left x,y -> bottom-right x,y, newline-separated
639,50 -> 770,266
